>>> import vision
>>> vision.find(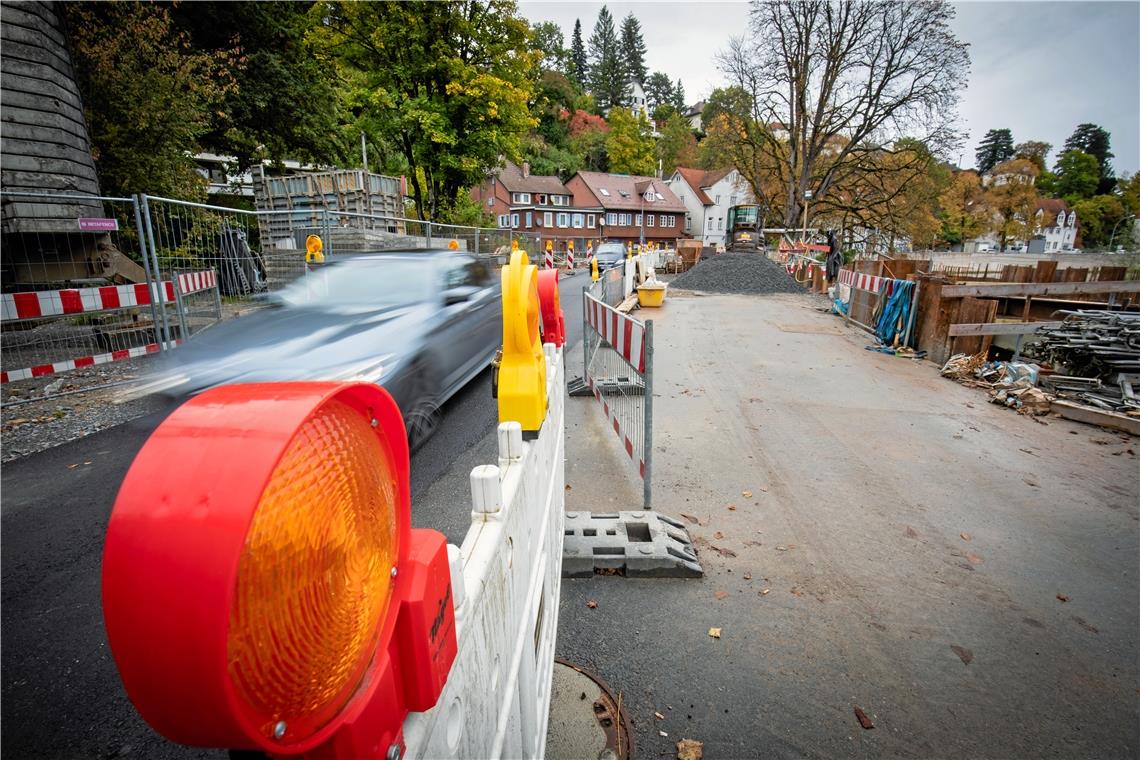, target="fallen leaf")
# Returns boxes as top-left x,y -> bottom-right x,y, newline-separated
714,531 -> 724,540
67,464 -> 79,469
1023,478 -> 1039,488
966,552 -> 984,565
760,588 -> 770,595
743,572 -> 752,580
654,711 -> 665,720
659,730 -> 669,737
586,600 -> 598,609
707,628 -> 721,639
83,460 -> 92,465
565,484 -> 572,491
1019,448 -> 1038,456
727,504 -> 737,511
743,540 -> 762,547
713,591 -> 728,600
960,532 -> 971,541
1056,593 -> 1070,603
679,513 -> 701,525
776,545 -> 788,551
853,705 -> 874,729
677,738 -> 704,760
742,490 -> 753,498
1072,616 -> 1099,634
950,645 -> 974,665
905,526 -> 919,539
709,545 -> 736,557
